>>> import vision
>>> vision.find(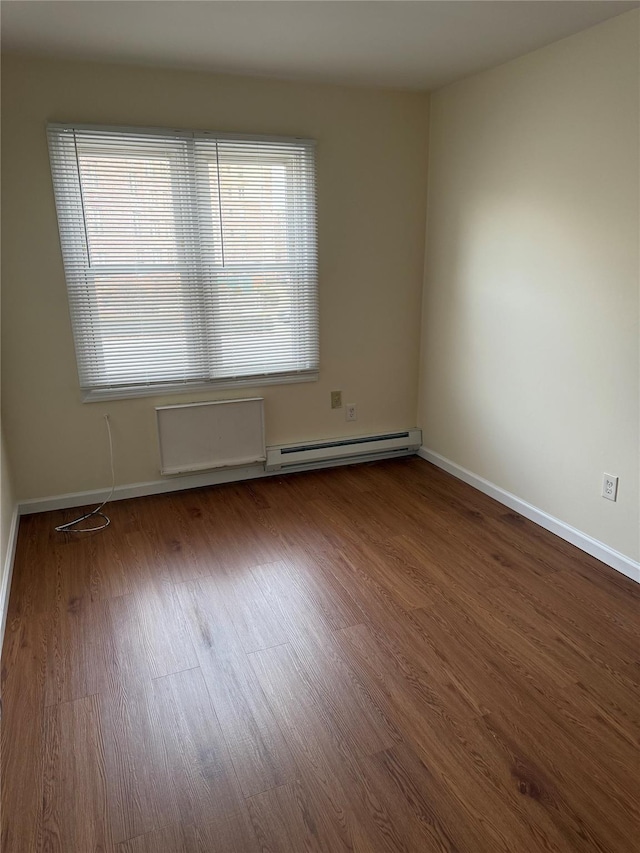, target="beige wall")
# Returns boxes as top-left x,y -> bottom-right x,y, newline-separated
4,14 -> 638,565
419,11 -> 640,561
1,55 -> 429,500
